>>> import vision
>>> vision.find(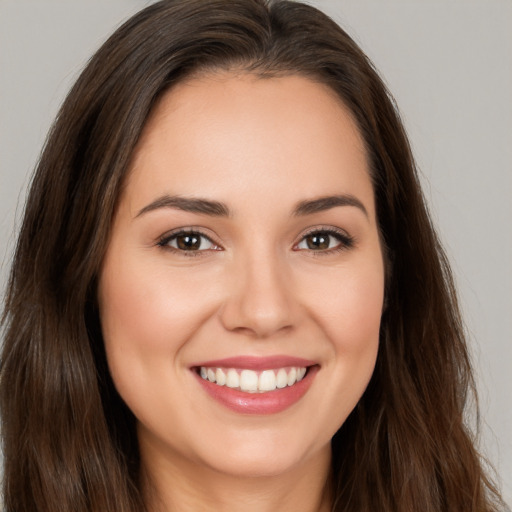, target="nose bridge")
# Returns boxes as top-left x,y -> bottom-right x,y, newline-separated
220,243 -> 295,337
